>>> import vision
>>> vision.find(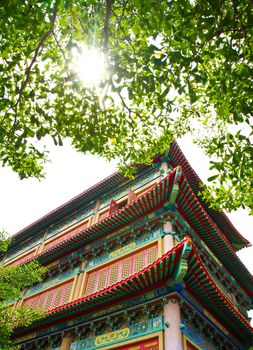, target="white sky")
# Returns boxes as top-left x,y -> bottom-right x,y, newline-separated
0,137 -> 252,277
